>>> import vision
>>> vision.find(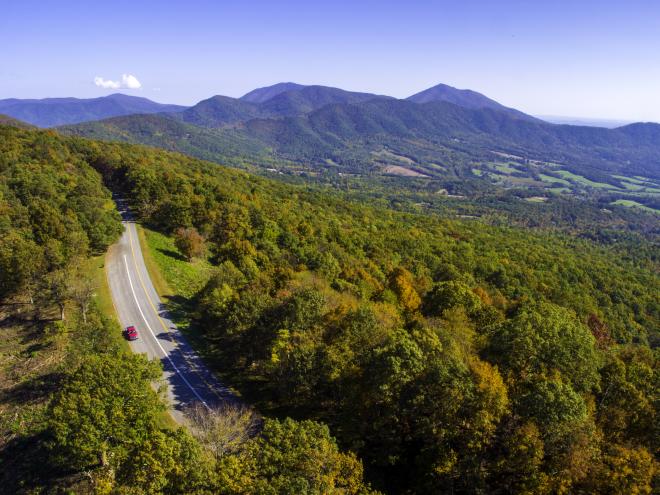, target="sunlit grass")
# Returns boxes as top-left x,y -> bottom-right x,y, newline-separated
611,199 -> 659,214
138,226 -> 214,300
556,170 -> 618,189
